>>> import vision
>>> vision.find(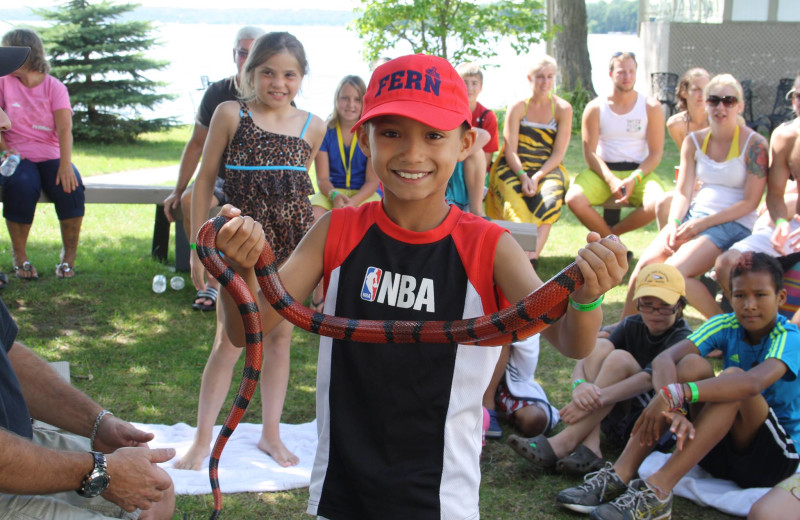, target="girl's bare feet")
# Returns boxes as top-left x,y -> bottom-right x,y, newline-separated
258,436 -> 299,467
173,442 -> 211,471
